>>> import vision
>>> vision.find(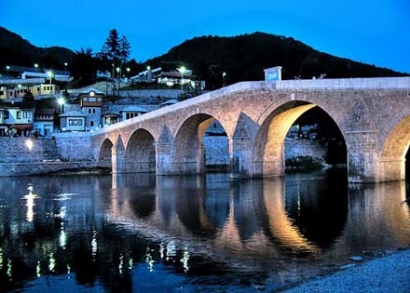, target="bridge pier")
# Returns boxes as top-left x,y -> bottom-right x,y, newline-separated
156,142 -> 206,175
112,136 -> 126,174
377,157 -> 406,182
344,131 -> 401,183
